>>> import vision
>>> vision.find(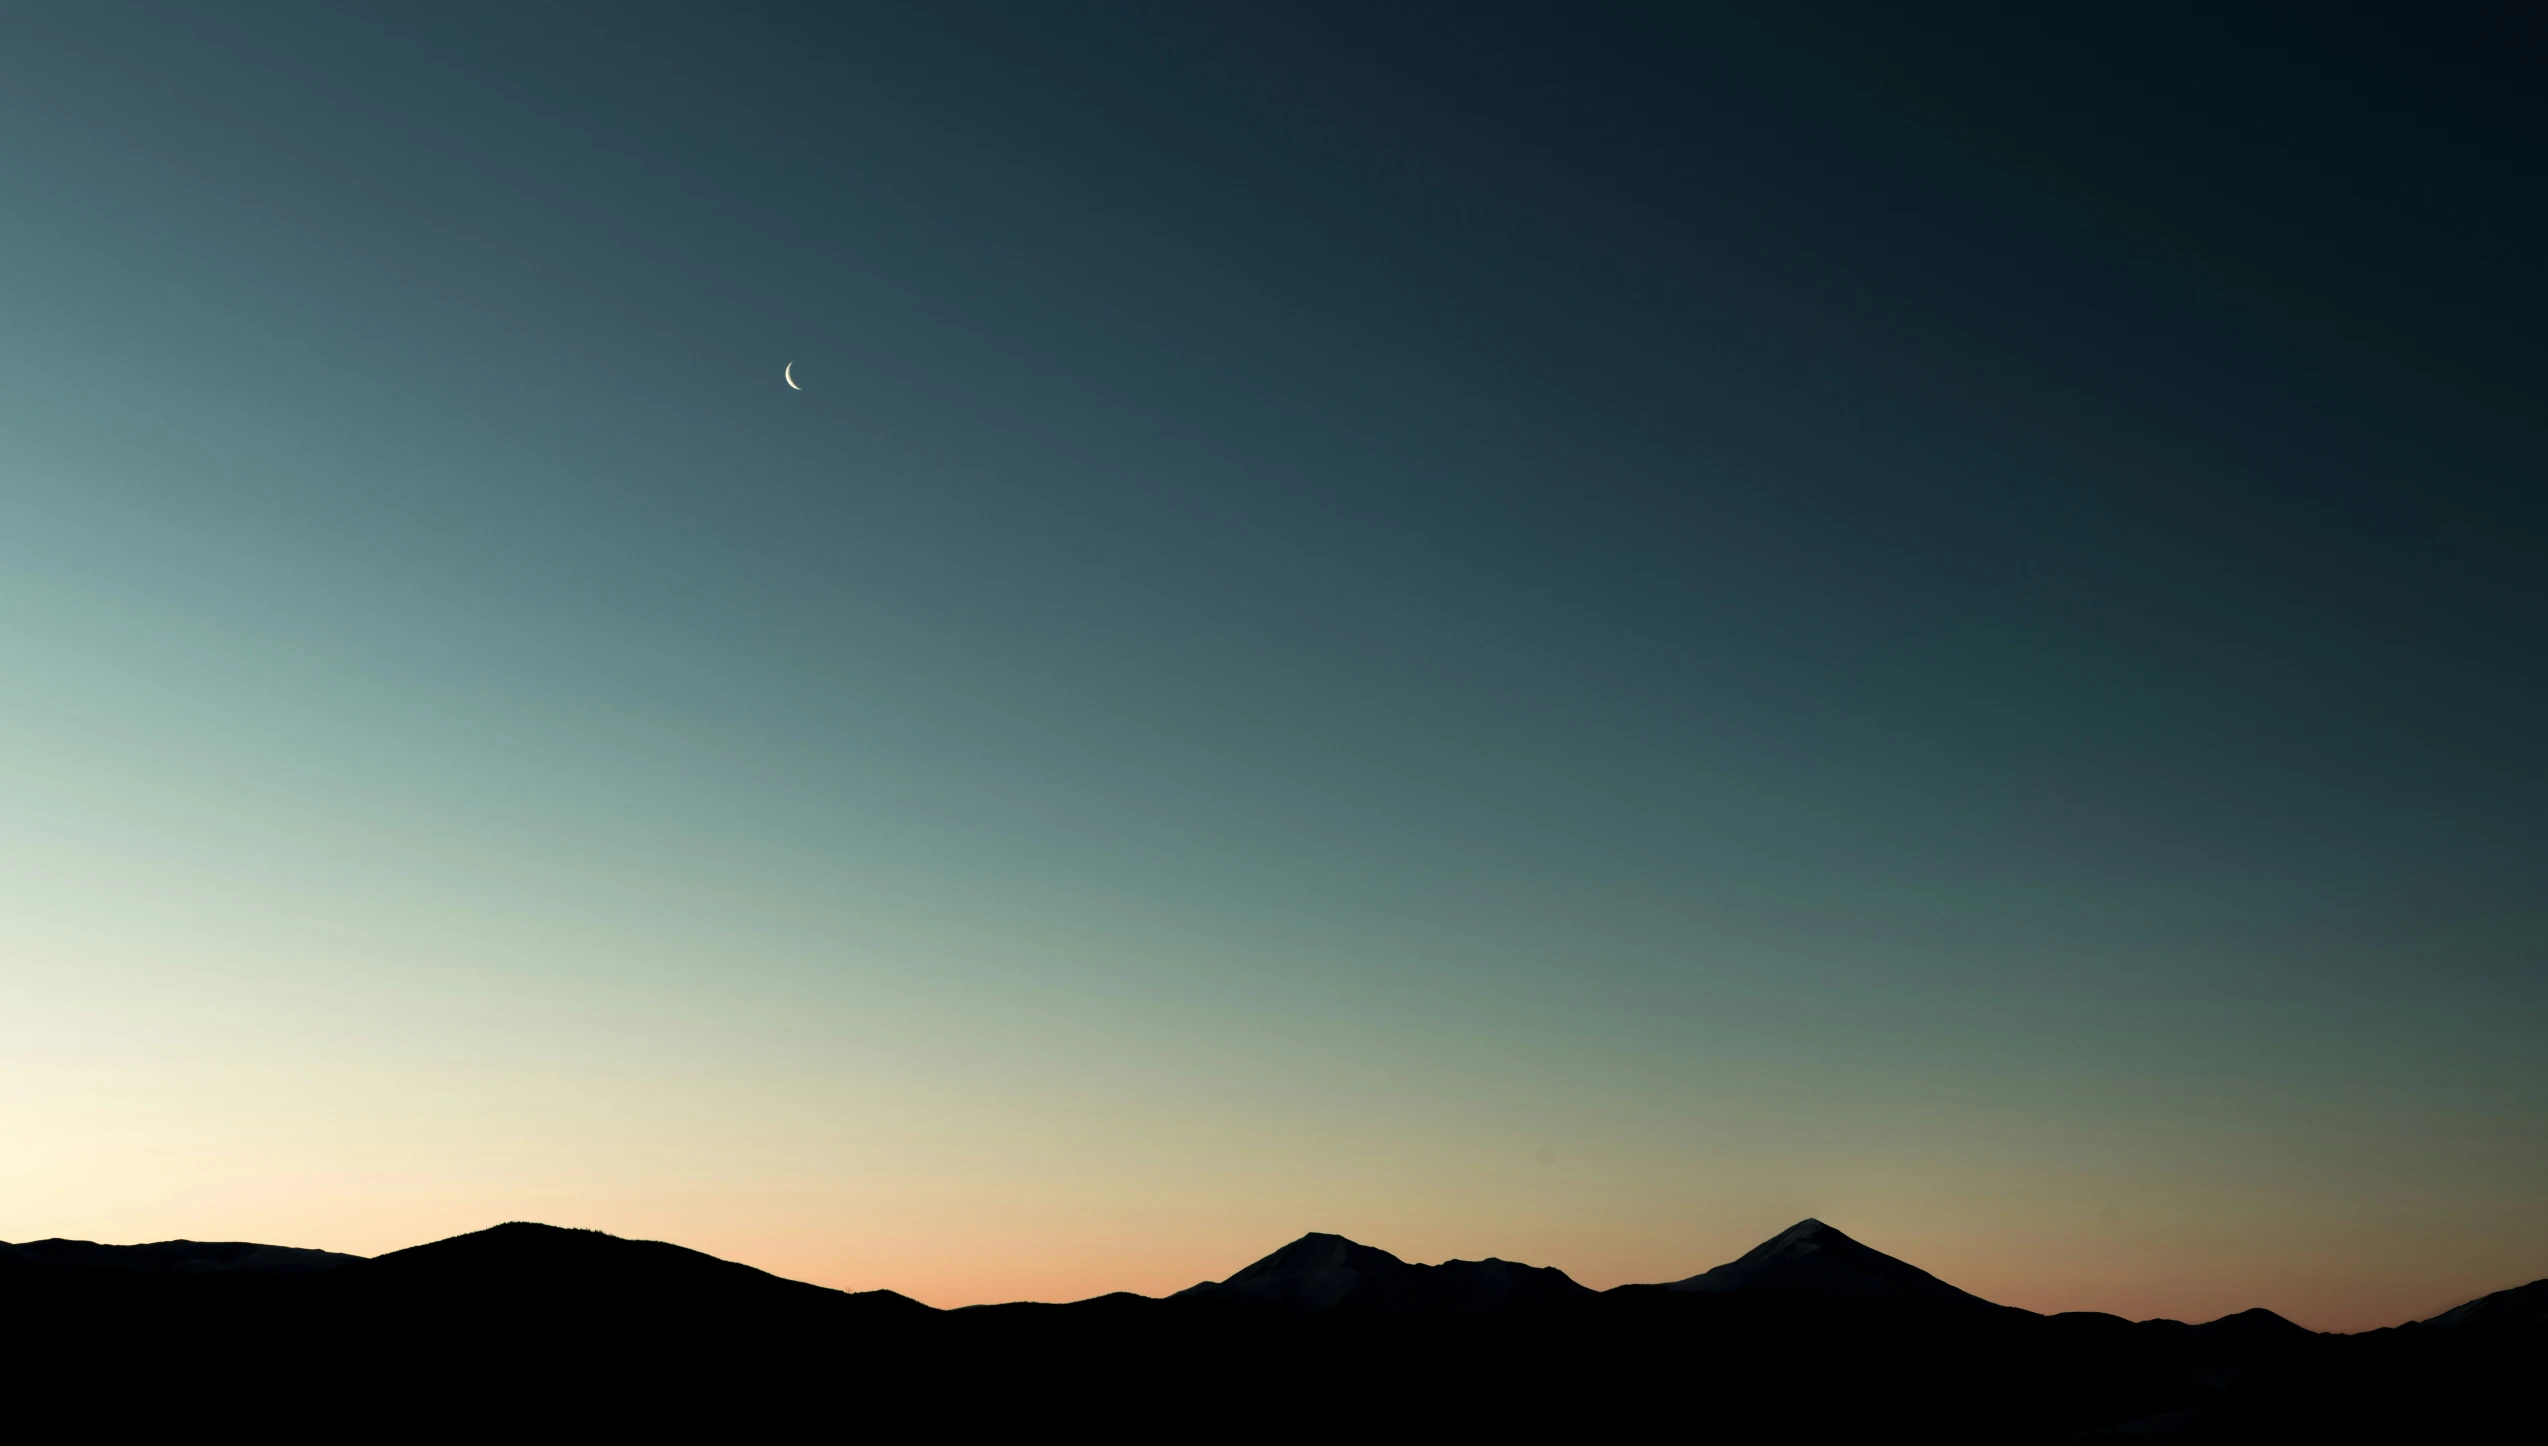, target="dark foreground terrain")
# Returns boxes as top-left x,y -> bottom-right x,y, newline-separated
4,1220 -> 2535,1439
